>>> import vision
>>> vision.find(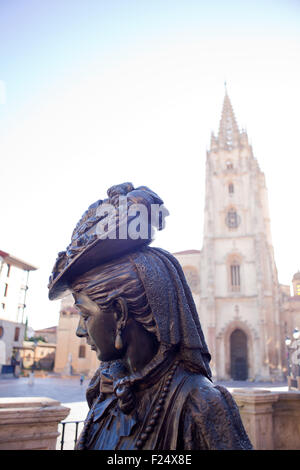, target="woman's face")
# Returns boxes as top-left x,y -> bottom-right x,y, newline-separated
73,292 -> 123,362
